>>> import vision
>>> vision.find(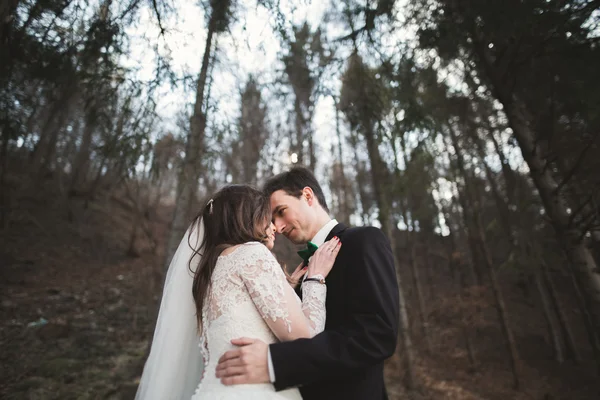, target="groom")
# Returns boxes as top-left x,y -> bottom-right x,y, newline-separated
216,167 -> 400,400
